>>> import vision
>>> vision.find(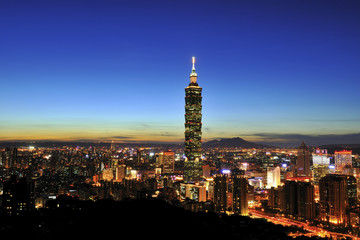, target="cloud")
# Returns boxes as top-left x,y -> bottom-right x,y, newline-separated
304,118 -> 360,122
154,132 -> 178,137
245,133 -> 360,147
111,136 -> 133,139
90,136 -> 135,141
